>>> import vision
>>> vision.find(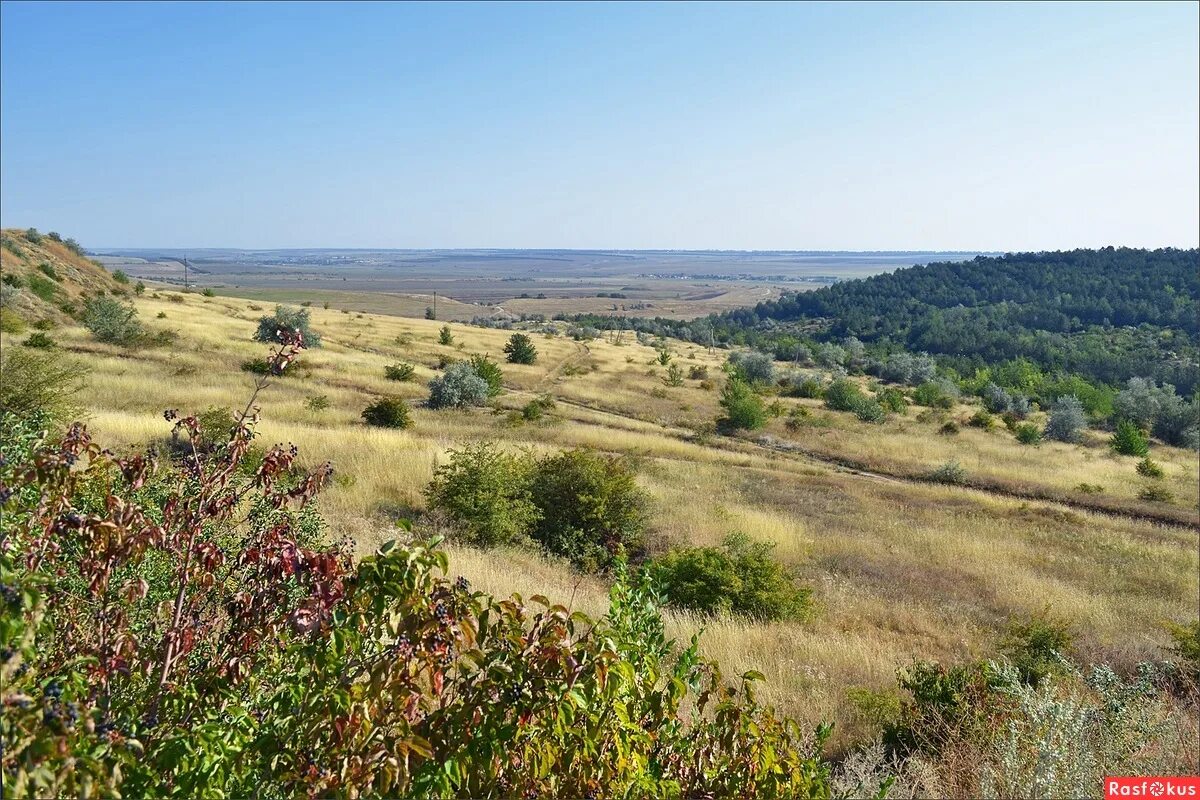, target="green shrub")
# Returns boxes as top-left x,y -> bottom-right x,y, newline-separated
428,362 -> 490,409
824,378 -> 866,411
82,295 -> 145,346
1135,457 -> 1164,478
688,364 -> 709,380
929,459 -> 966,484
201,287 -> 215,297
254,305 -> 322,347
528,449 -> 649,571
967,409 -> 994,429
0,346 -> 88,427
24,227 -> 43,244
1000,610 -> 1074,686
850,396 -> 886,423
438,325 -> 454,345
25,273 -> 58,302
521,395 -> 555,421
789,376 -> 824,399
718,377 -> 767,431
727,351 -> 775,385
503,332 -> 538,364
37,262 -> 58,281
1109,419 -> 1149,456
649,533 -> 811,621
1138,484 -> 1174,503
469,354 -> 503,396
663,363 -> 685,387
385,362 -> 417,382
913,380 -> 956,408
1044,395 -> 1086,443
875,387 -> 907,413
1166,620 -> 1200,681
2,272 -> 22,288
21,332 -> 56,349
1014,422 -> 1042,445
0,309 -> 26,334
112,269 -> 130,284
305,394 -> 331,412
939,421 -> 959,435
361,397 -> 412,428
424,442 -> 539,547
1075,482 -> 1104,494
134,281 -> 146,295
